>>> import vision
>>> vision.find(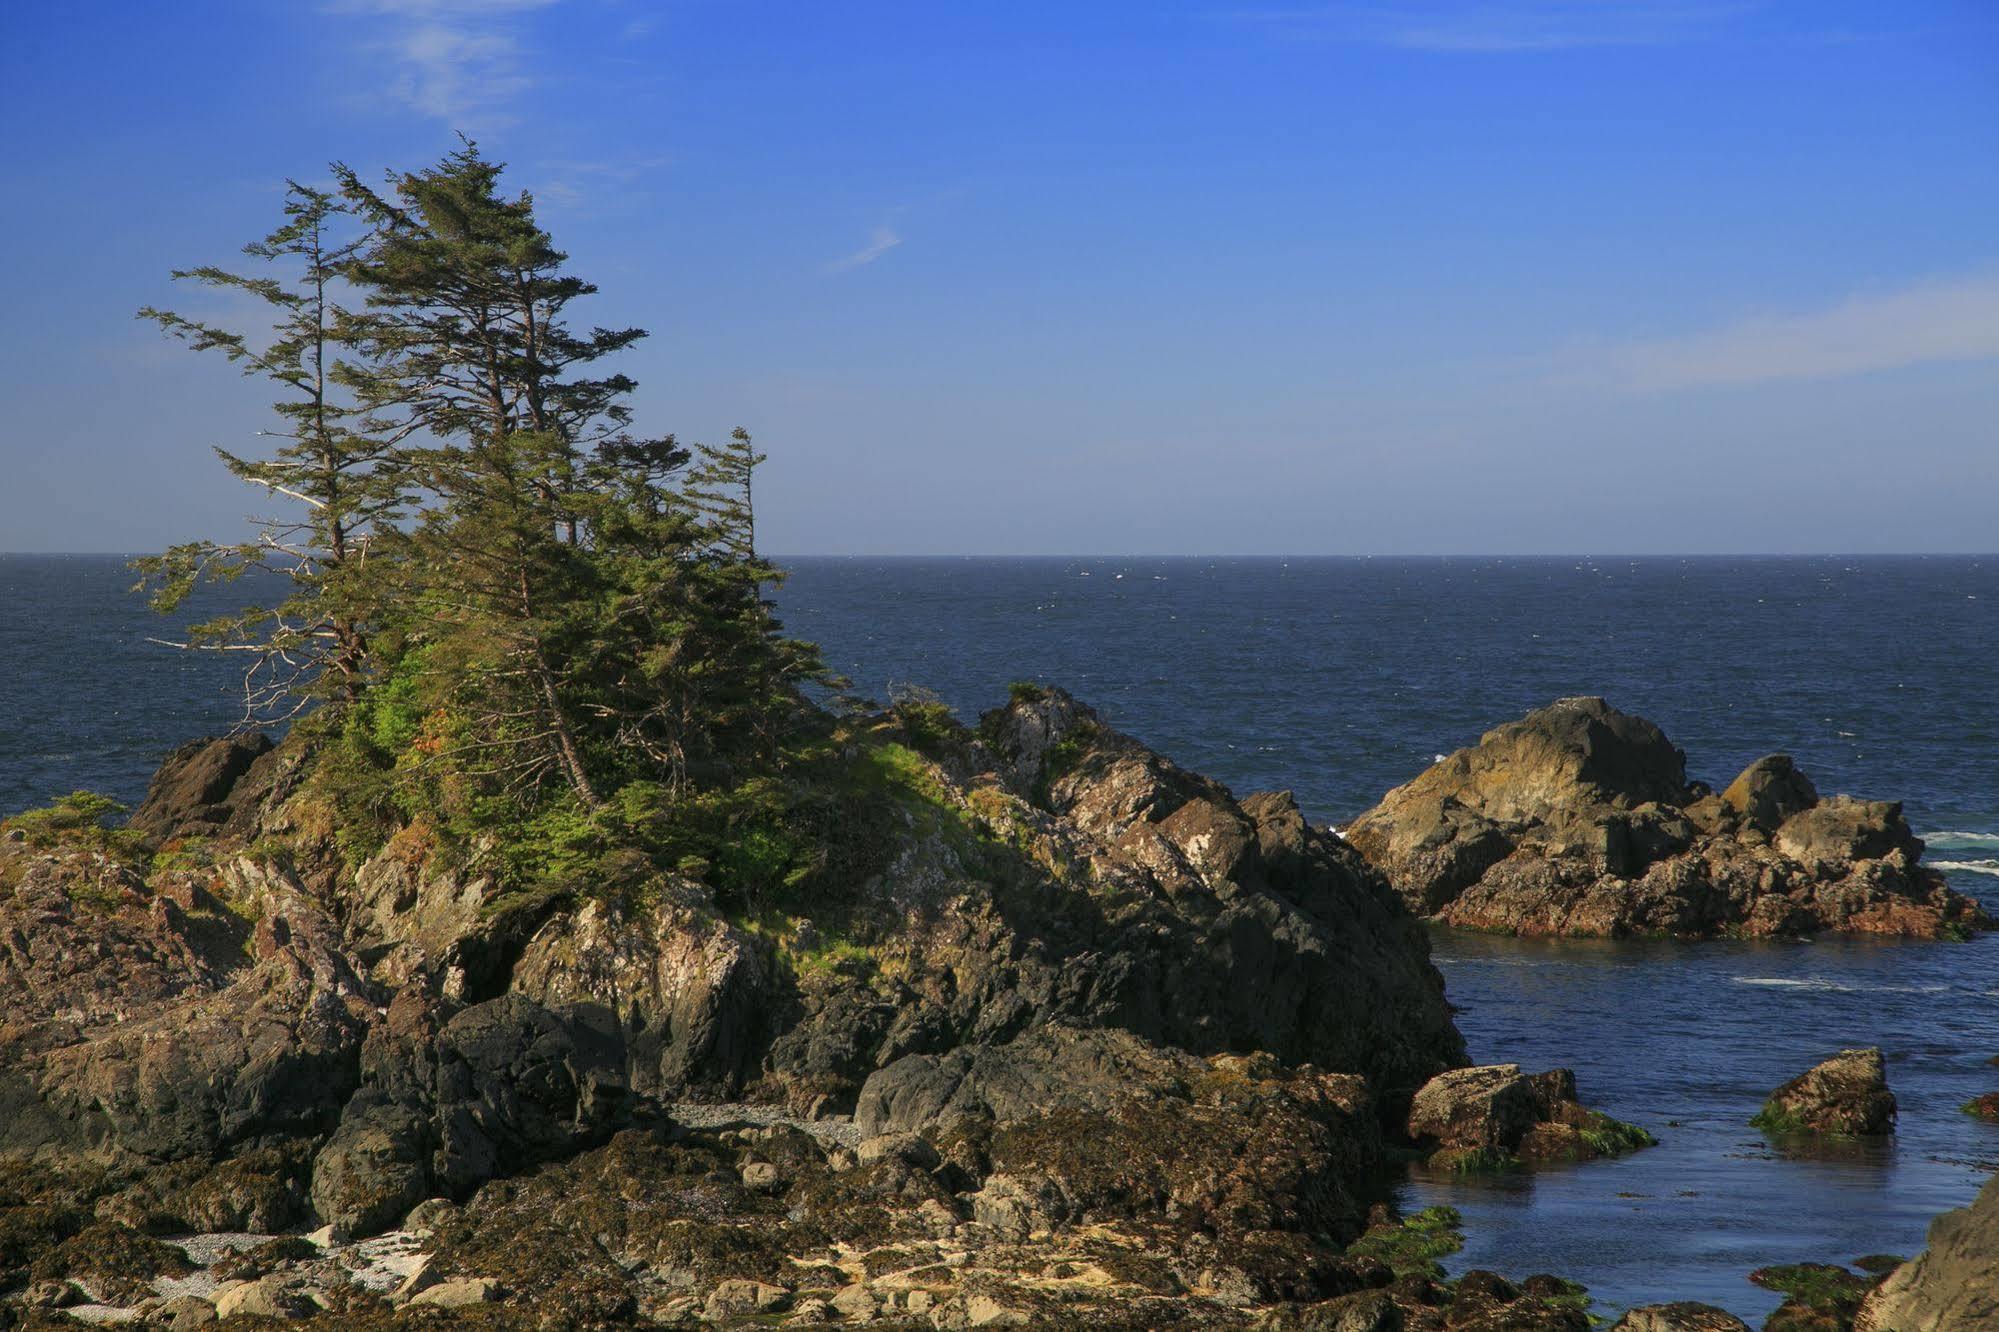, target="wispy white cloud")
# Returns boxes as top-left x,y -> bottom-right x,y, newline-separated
534,153 -> 674,207
1561,272 -> 1999,392
329,0 -> 561,124
1244,1 -> 1754,52
826,226 -> 904,274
